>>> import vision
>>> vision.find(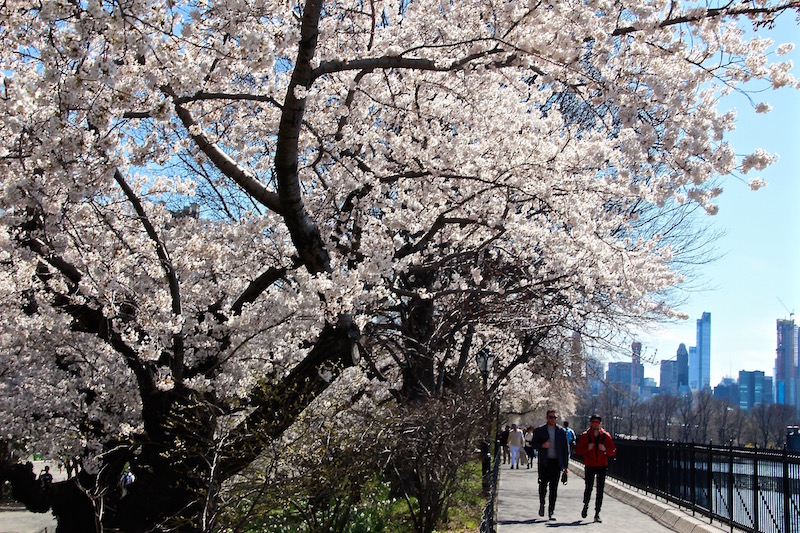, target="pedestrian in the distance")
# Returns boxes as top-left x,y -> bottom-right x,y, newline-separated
532,409 -> 570,521
507,423 -> 525,469
38,465 -> 53,487
575,414 -> 617,523
499,425 -> 511,464
523,425 -> 536,469
563,420 -> 576,457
